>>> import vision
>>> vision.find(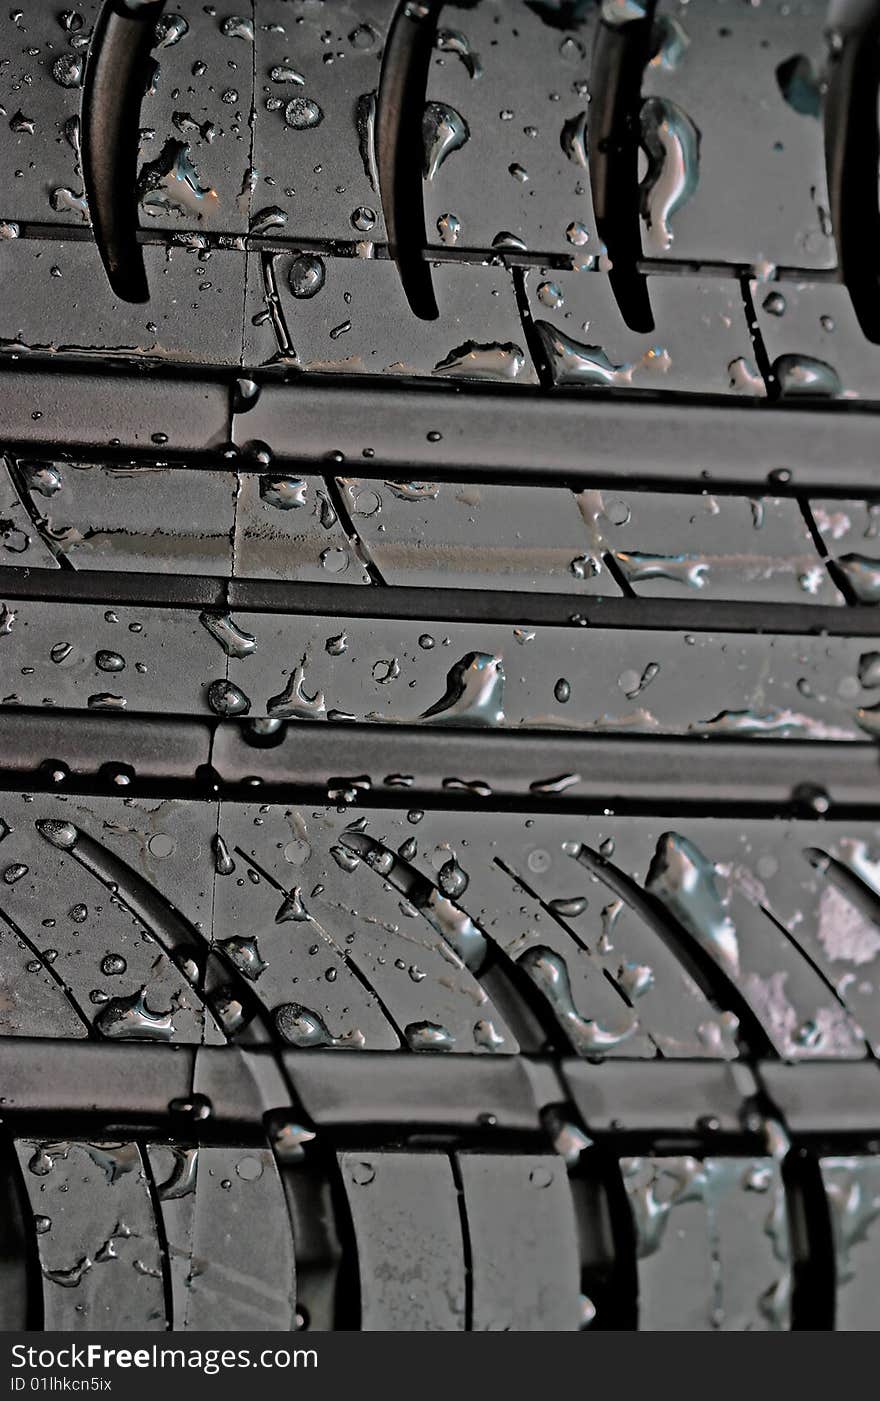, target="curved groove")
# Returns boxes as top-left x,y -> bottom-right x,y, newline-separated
33,818 -> 250,1041
0,1128 -> 41,1330
824,0 -> 880,341
233,846 -> 406,1047
492,856 -> 639,1020
376,0 -> 441,320
138,1142 -> 176,1331
82,0 -> 167,302
0,906 -> 95,1039
758,899 -> 870,1053
805,844 -> 880,933
783,1147 -> 836,1330
588,4 -> 657,332
326,479 -> 387,586
339,830 -> 573,1053
3,455 -> 74,572
569,842 -> 776,1057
